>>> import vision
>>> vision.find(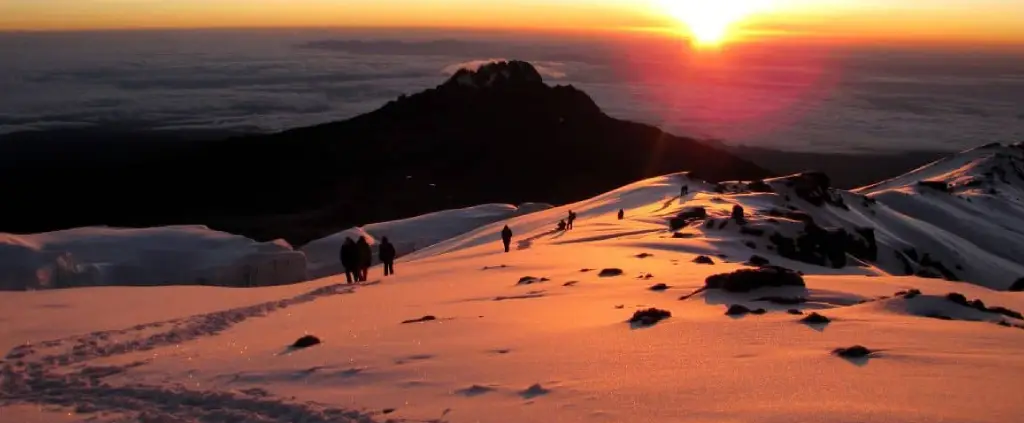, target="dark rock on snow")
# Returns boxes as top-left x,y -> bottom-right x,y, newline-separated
800,313 -> 831,324
705,266 -> 805,293
787,309 -> 805,315
693,255 -> 715,265
670,207 -> 708,230
599,268 -> 625,277
292,335 -> 322,349
725,304 -> 766,316
649,283 -> 670,291
517,276 -> 549,285
833,345 -> 874,359
630,308 -> 672,326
